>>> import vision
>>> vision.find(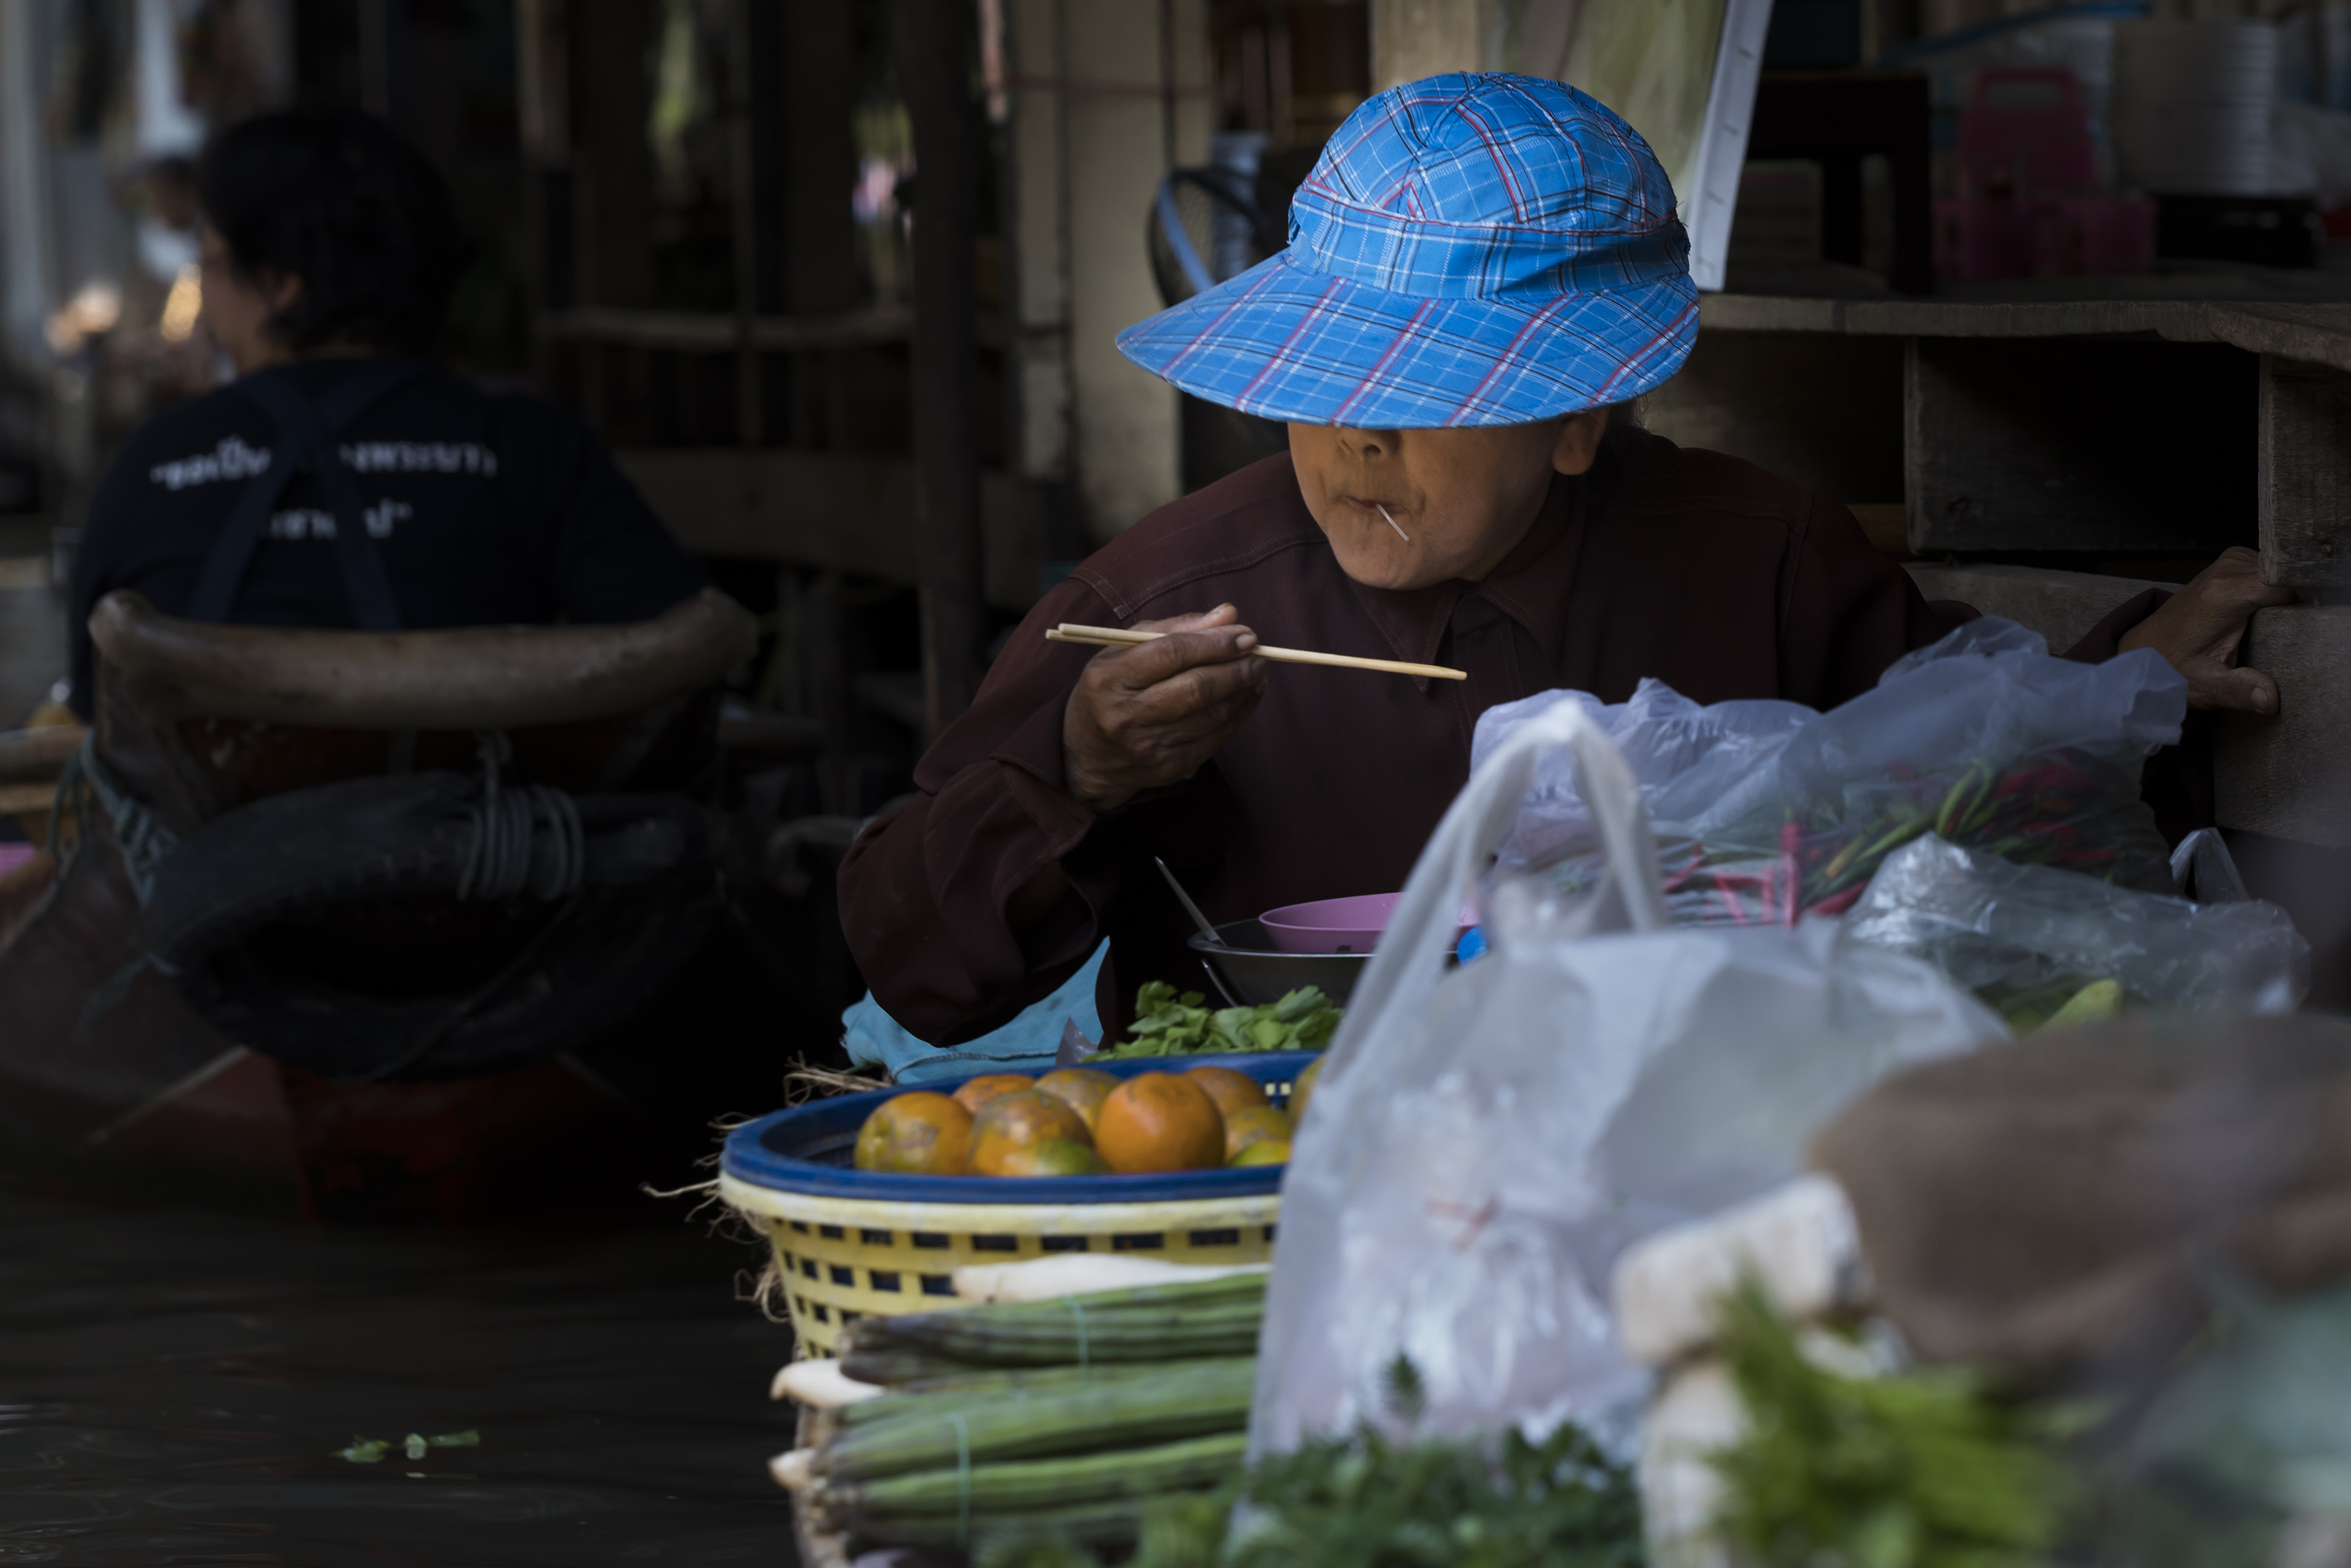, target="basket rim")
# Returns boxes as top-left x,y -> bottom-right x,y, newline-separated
716,1170 -> 1283,1230
719,1051 -> 1316,1204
